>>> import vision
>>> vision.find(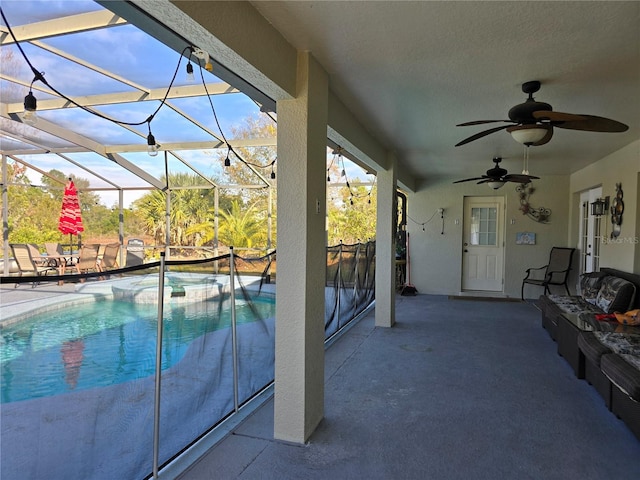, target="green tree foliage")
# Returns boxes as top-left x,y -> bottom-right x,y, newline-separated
219,199 -> 266,248
1,163 -> 132,249
132,173 -> 244,247
327,183 -> 377,245
2,164 -> 62,246
132,115 -> 278,252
